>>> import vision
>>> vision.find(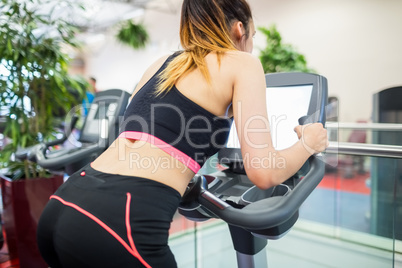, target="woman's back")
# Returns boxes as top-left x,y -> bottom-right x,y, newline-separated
176,51 -> 242,118
91,51 -> 259,195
